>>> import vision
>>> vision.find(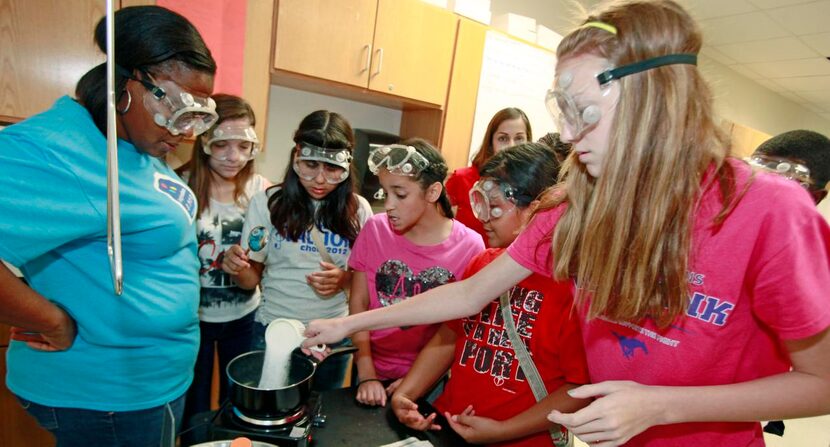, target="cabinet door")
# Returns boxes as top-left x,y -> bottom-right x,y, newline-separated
370,0 -> 457,105
274,0 -> 377,88
0,0 -> 105,121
